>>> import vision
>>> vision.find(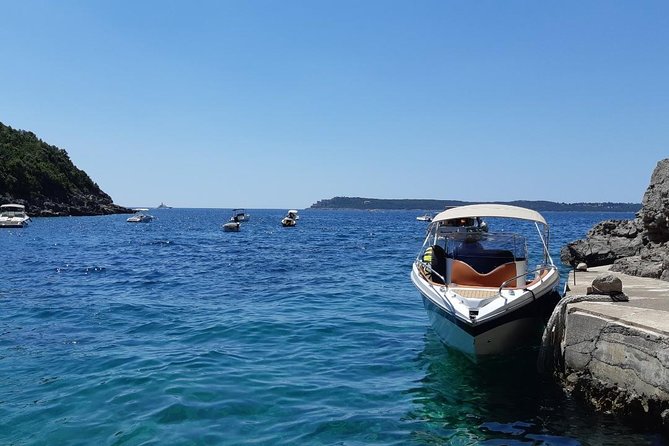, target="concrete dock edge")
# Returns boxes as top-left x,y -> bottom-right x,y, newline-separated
548,266 -> 669,431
